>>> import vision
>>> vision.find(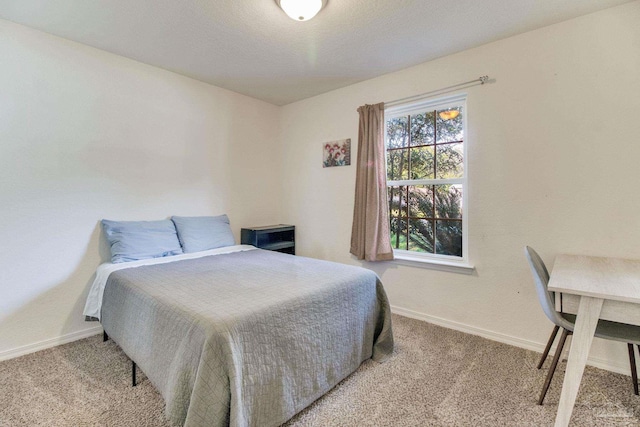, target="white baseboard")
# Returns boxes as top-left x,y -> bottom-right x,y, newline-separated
0,326 -> 103,362
391,305 -> 630,376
